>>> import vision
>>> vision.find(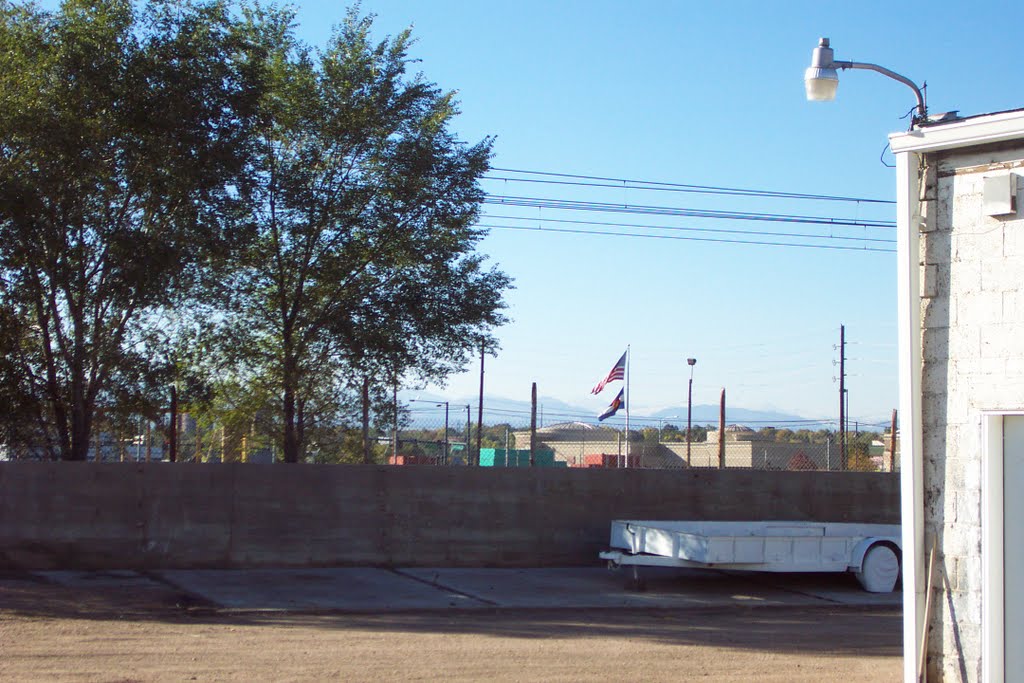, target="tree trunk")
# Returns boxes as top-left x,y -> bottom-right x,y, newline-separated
361,376 -> 371,464
297,399 -> 306,461
282,382 -> 298,463
282,333 -> 300,462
